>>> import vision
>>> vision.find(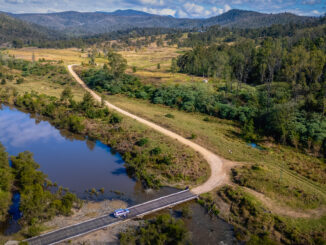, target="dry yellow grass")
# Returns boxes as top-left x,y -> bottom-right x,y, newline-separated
7,46 -> 206,85
7,47 -> 87,65
119,46 -> 205,85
